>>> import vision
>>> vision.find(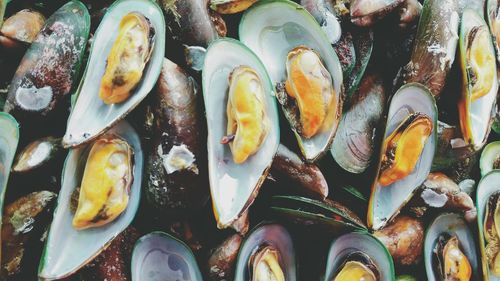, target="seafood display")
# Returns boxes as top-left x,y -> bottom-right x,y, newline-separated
1,0 -> 500,280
